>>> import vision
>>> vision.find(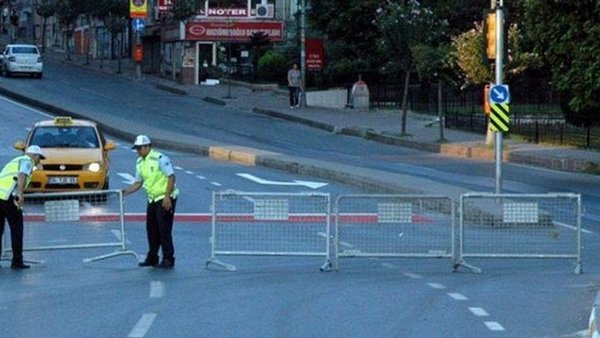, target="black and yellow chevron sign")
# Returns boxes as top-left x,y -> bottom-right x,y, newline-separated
489,103 -> 510,132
